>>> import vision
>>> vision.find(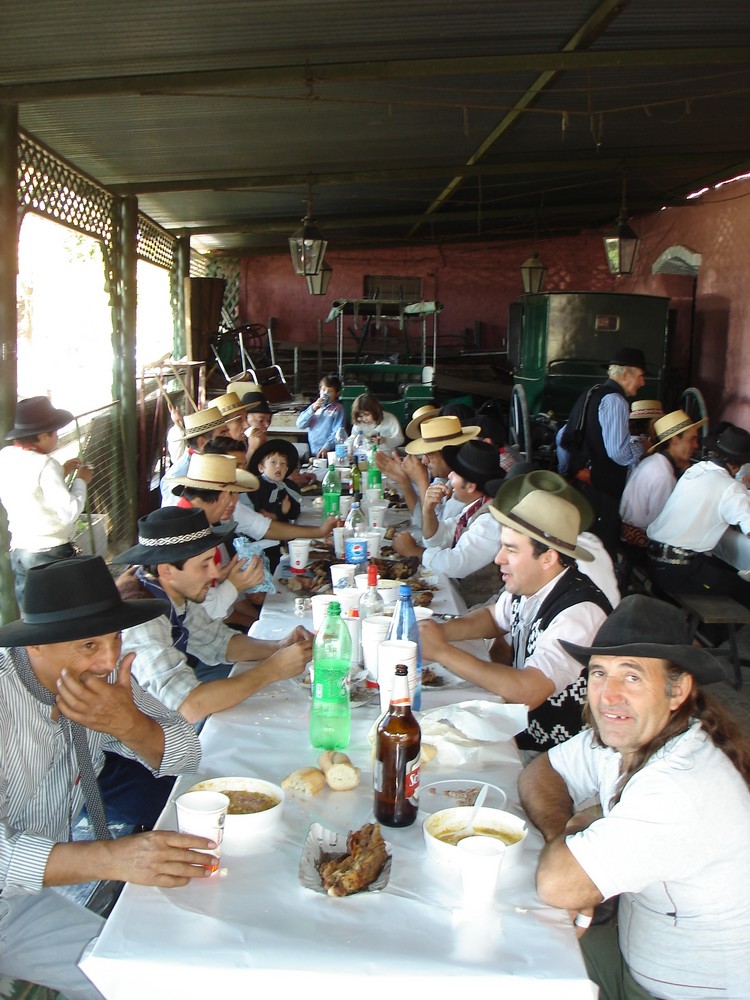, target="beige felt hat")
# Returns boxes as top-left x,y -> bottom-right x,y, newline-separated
489,489 -> 593,562
630,399 -> 663,420
405,404 -> 440,440
168,453 -> 259,493
227,379 -> 264,397
213,391 -> 259,421
648,409 -> 707,453
404,415 -> 480,455
182,406 -> 226,440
